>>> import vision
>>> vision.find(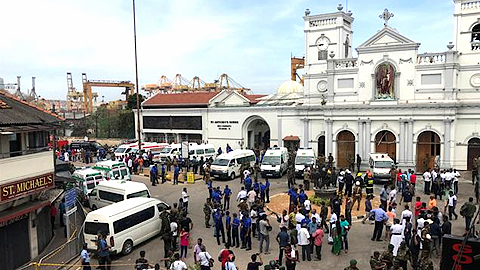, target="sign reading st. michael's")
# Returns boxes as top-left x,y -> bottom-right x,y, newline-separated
1,173 -> 54,202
